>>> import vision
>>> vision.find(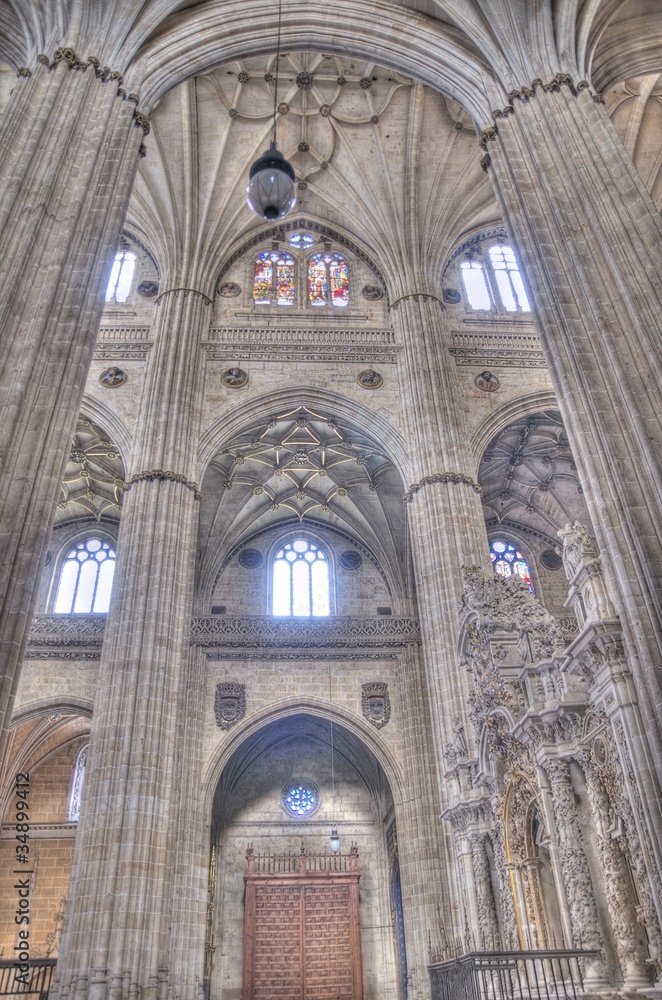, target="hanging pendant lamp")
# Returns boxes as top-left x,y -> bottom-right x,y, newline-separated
246,0 -> 297,221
